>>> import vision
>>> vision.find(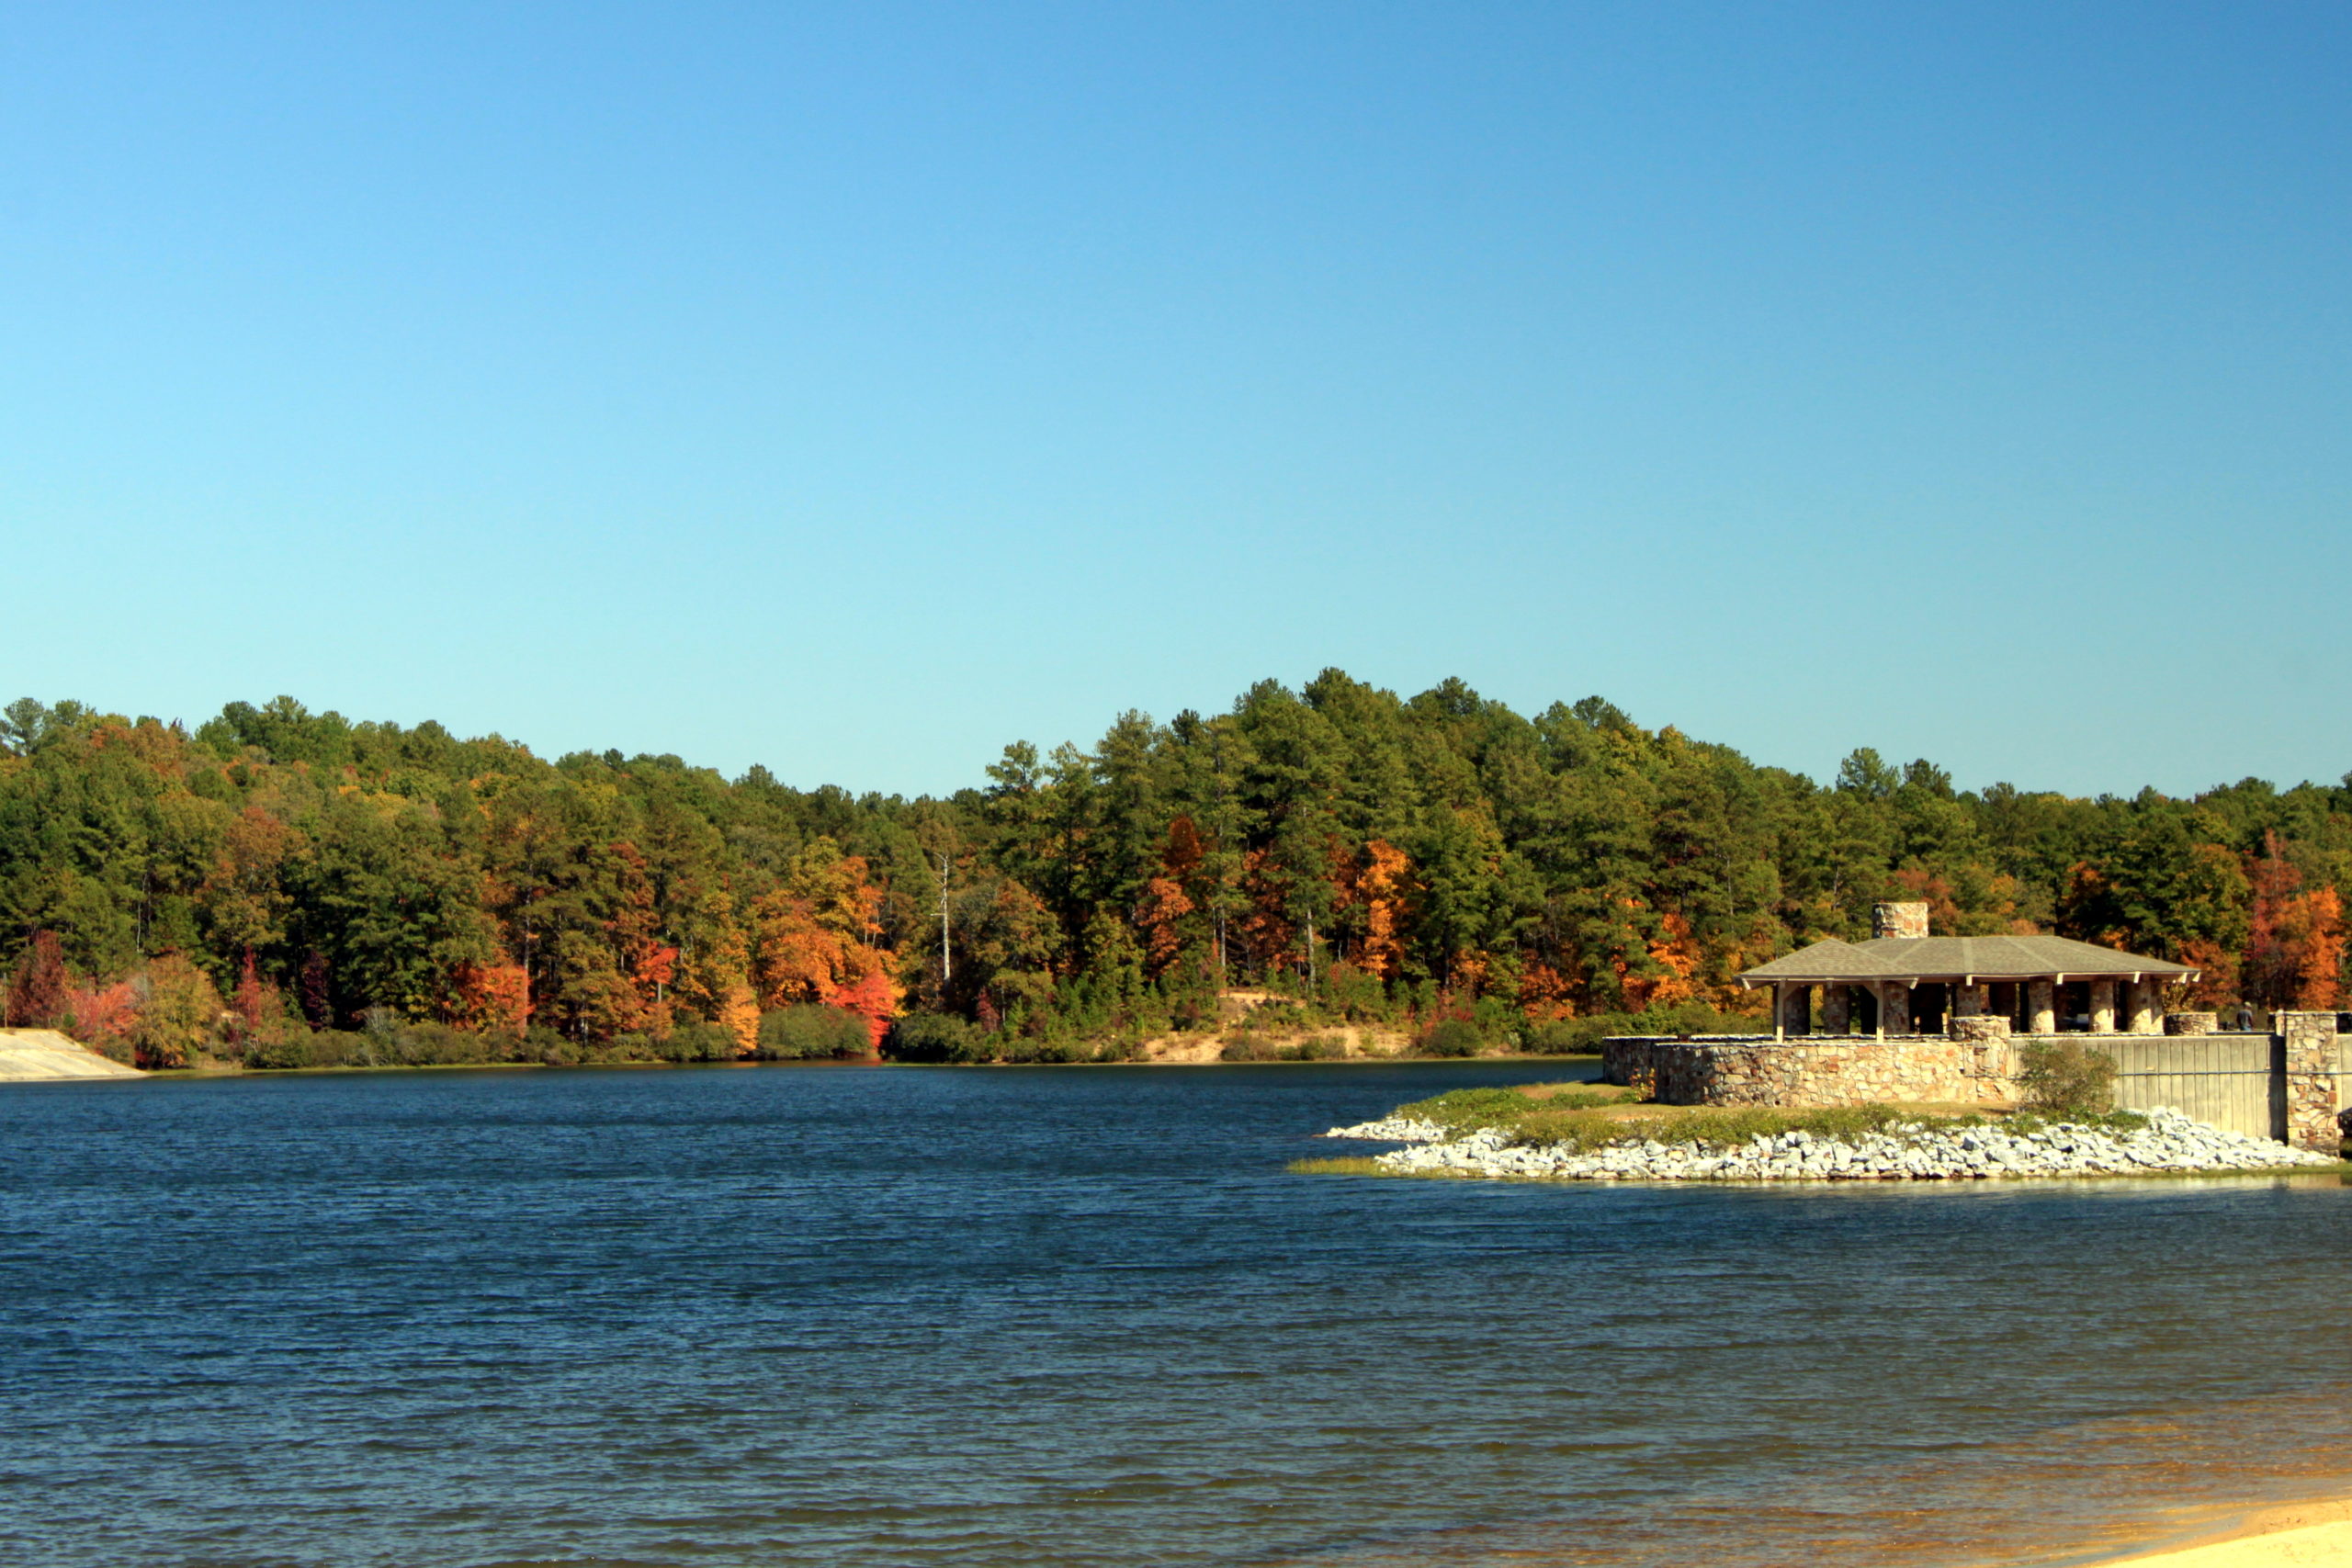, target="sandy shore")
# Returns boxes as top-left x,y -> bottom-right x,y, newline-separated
0,1028 -> 141,1080
2098,1497 -> 2352,1566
